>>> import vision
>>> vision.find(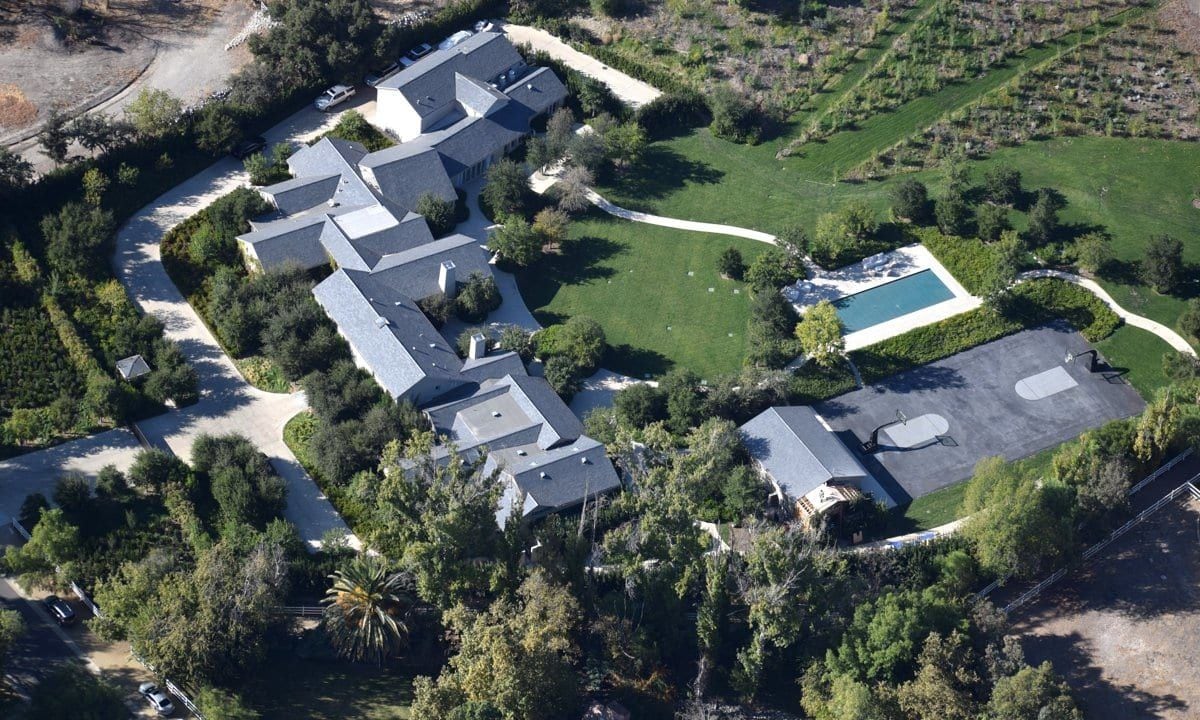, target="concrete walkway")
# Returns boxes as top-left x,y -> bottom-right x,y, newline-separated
499,22 -> 662,107
1018,269 -> 1196,356
586,190 -> 778,243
